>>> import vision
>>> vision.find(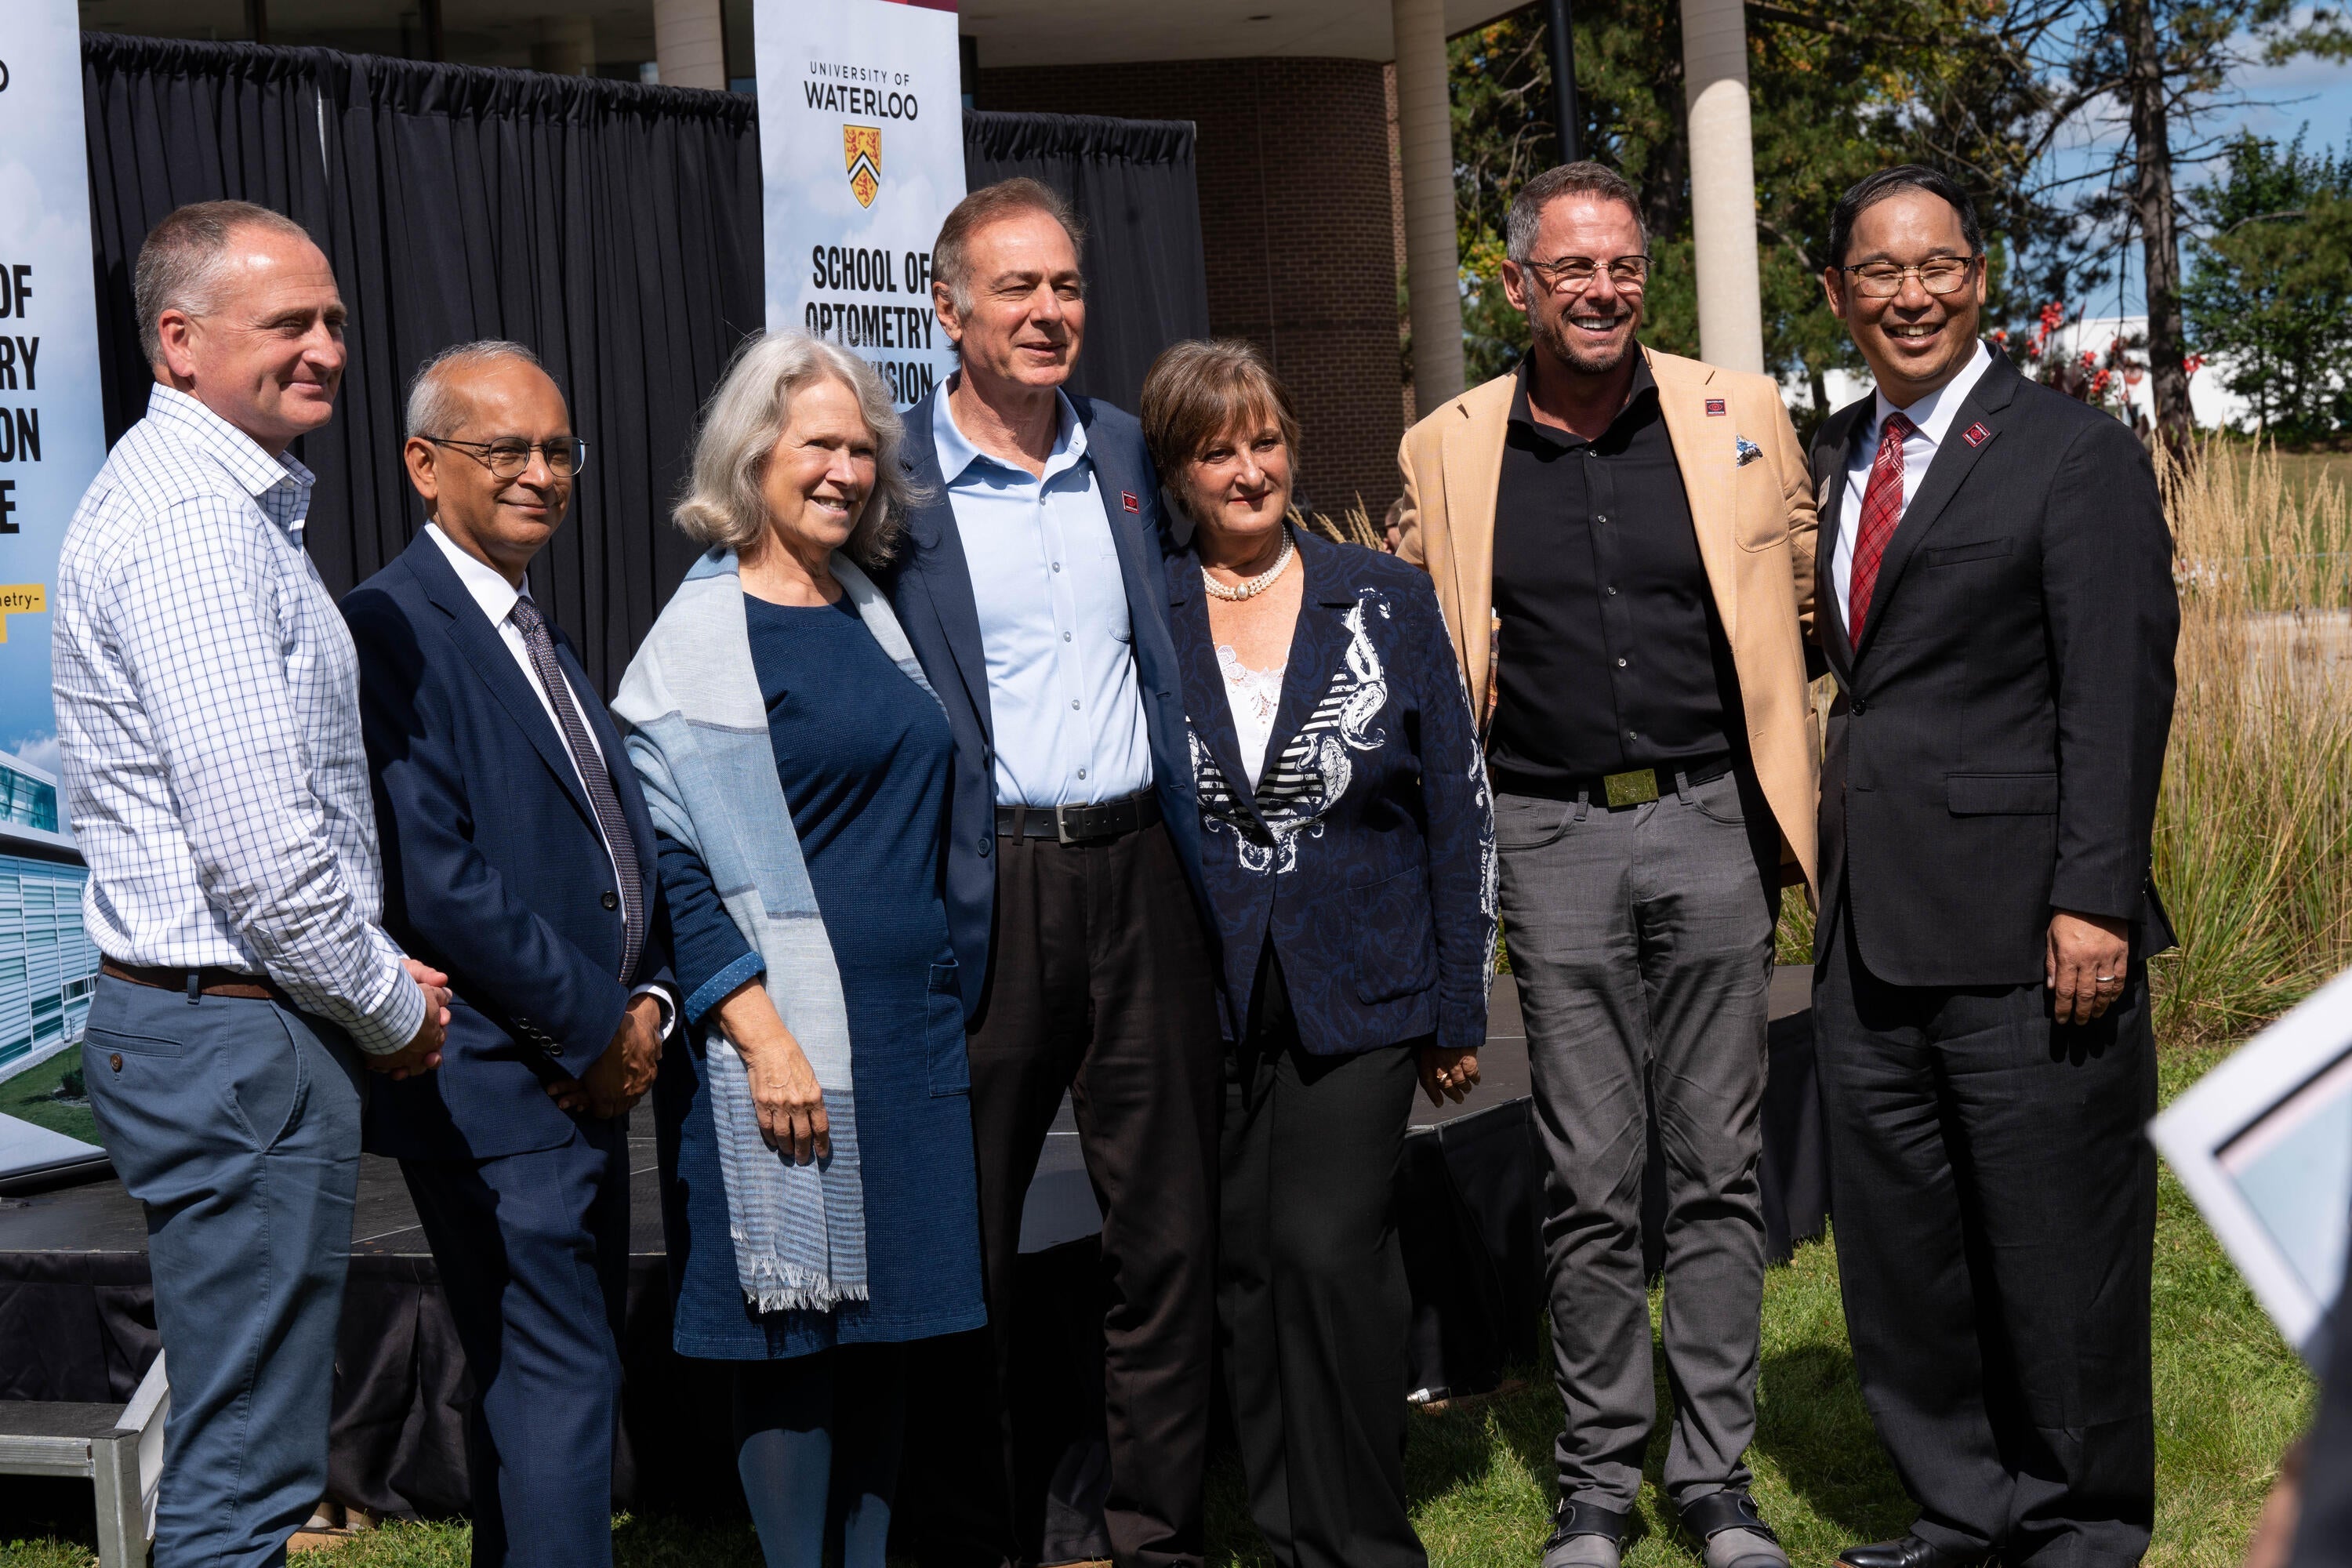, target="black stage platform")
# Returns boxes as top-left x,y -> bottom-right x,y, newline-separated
0,970 -> 1826,1544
